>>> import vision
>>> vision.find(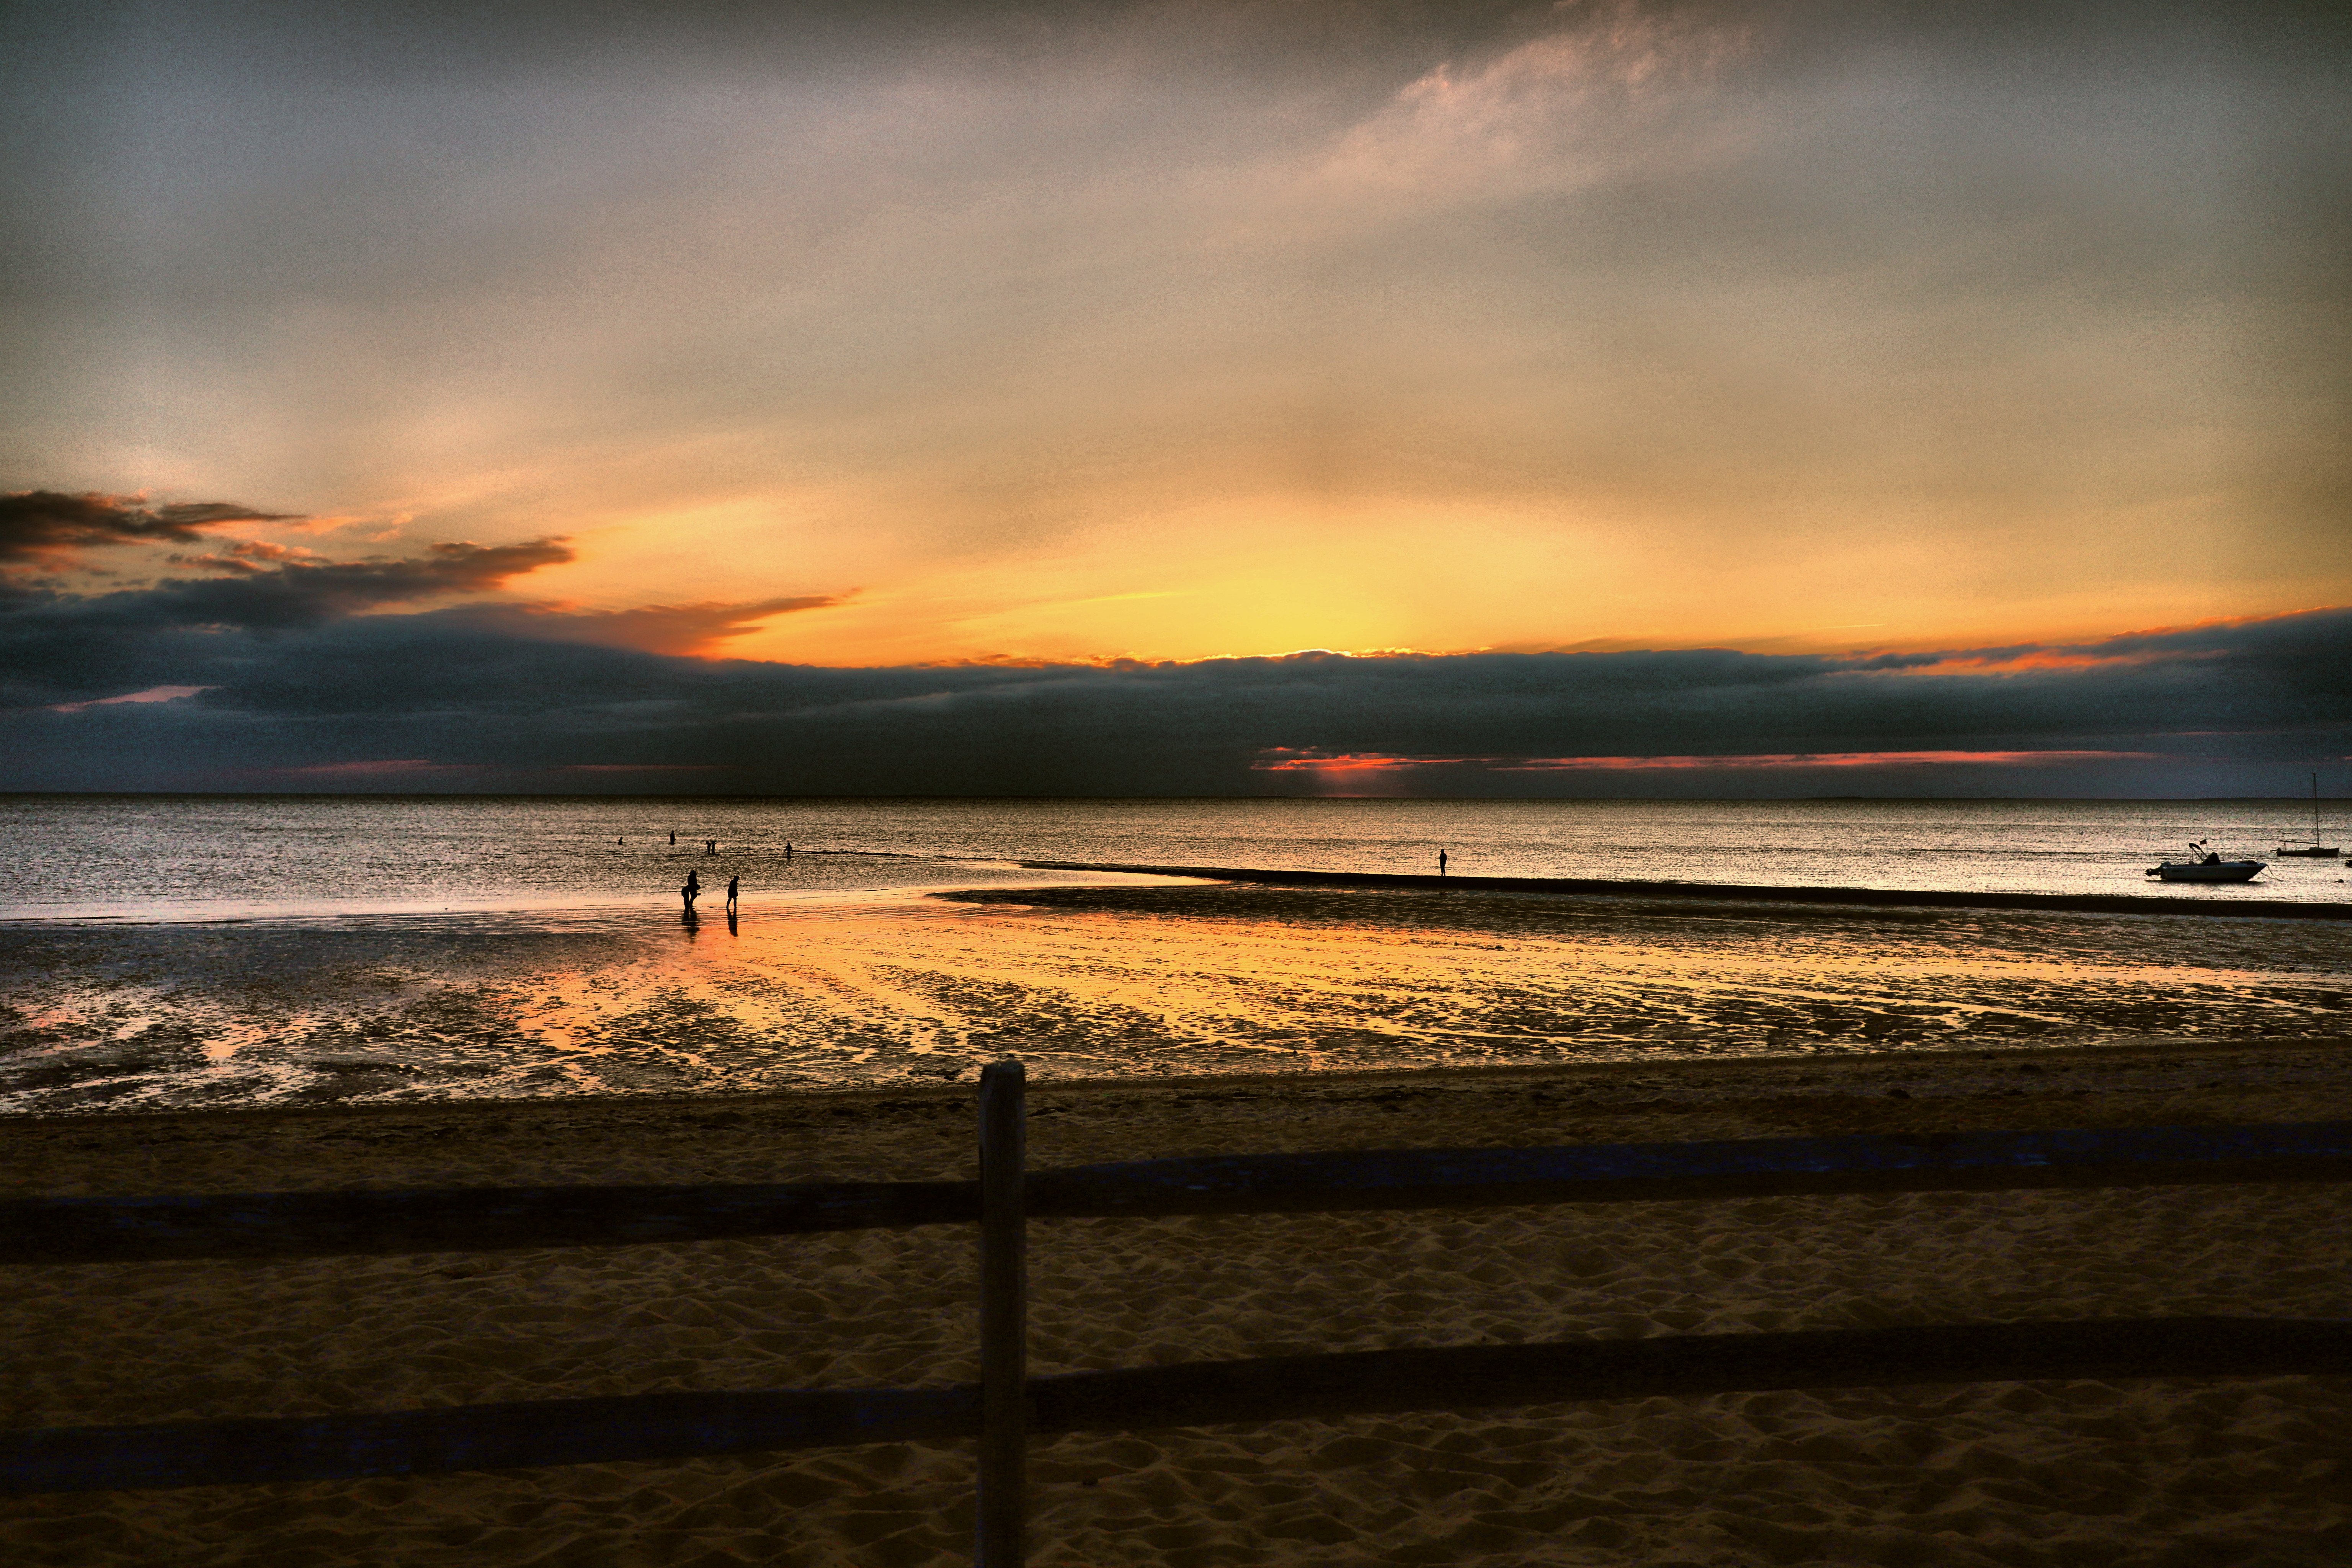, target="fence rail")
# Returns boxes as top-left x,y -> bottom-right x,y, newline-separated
5,1070 -> 2349,1567
9,1120 -> 2348,1266
10,1317 -> 2351,1498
